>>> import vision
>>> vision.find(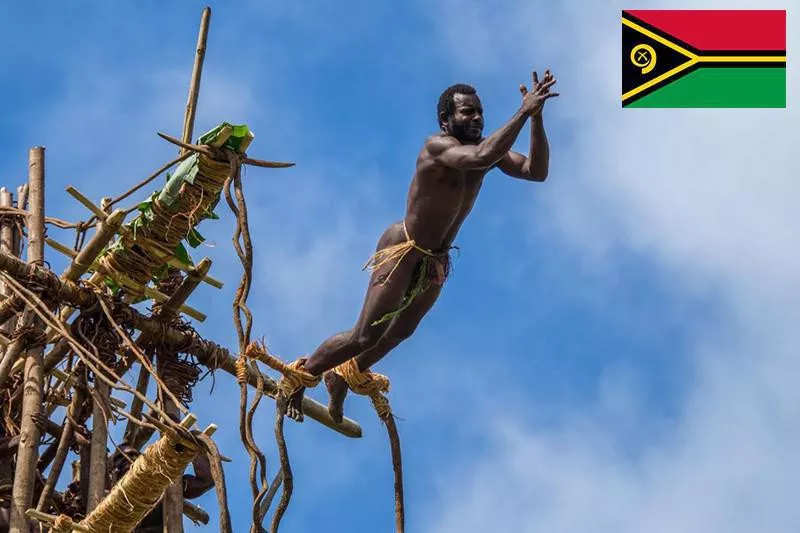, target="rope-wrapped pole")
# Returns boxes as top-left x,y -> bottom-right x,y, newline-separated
77,415 -> 212,533
9,146 -> 46,533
